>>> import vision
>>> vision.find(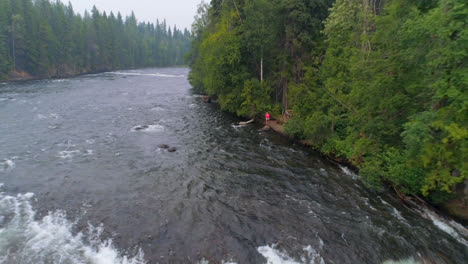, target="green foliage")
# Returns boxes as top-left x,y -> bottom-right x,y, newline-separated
284,117 -> 306,139
188,0 -> 468,203
0,0 -> 191,80
0,0 -> 11,77
238,79 -> 272,118
359,157 -> 385,192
